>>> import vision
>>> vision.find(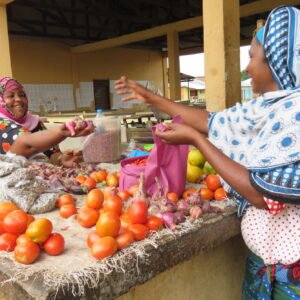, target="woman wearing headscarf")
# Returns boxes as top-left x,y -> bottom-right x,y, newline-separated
0,77 -> 94,166
115,6 -> 300,298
